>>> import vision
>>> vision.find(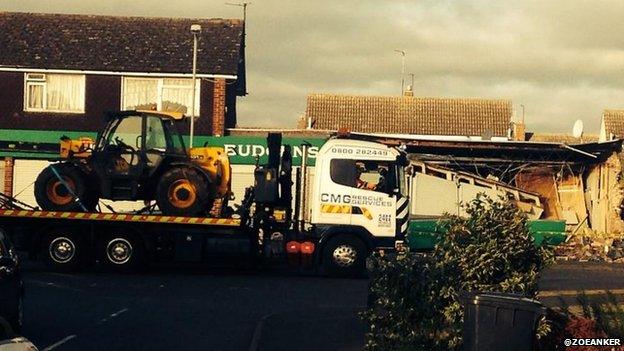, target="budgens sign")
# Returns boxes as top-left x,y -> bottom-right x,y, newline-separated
194,136 -> 327,166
